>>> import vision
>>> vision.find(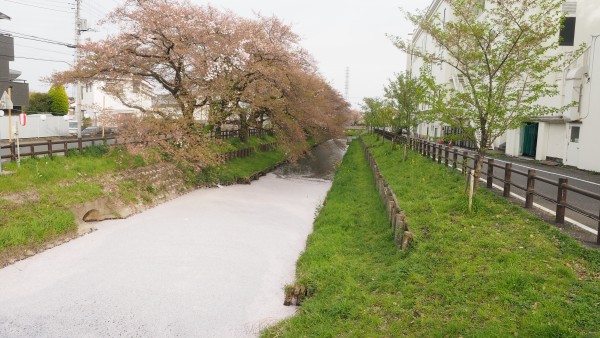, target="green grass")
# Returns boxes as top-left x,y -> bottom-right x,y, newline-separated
193,149 -> 285,185
263,136 -> 600,337
0,146 -> 146,255
212,135 -> 277,153
346,128 -> 365,137
0,145 -> 144,194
